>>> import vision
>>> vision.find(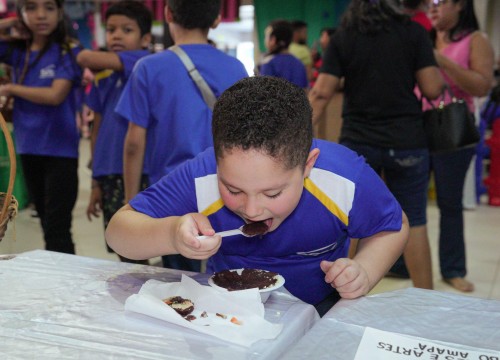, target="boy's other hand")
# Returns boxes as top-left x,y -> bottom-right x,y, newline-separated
320,259 -> 370,299
175,214 -> 221,260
